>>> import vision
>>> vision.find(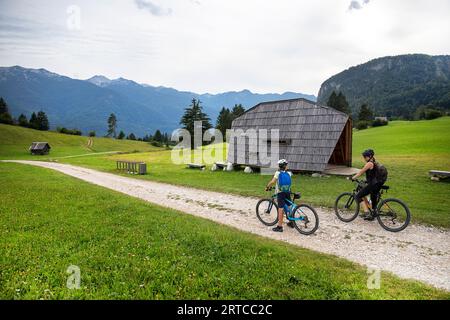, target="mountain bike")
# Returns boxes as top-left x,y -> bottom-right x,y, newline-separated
256,188 -> 319,235
334,179 -> 411,232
